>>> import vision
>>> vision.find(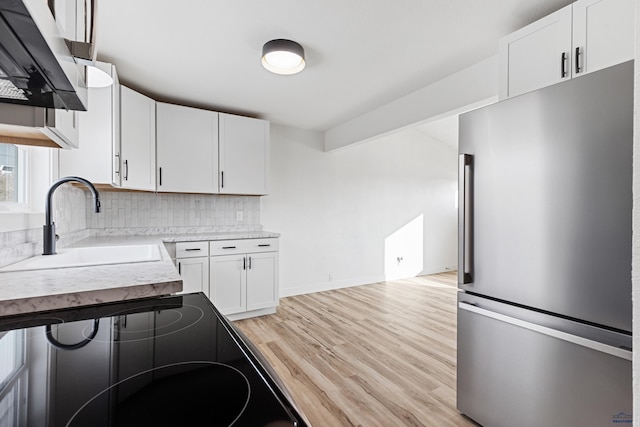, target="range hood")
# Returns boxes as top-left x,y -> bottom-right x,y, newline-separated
0,0 -> 89,149
0,0 -> 87,110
